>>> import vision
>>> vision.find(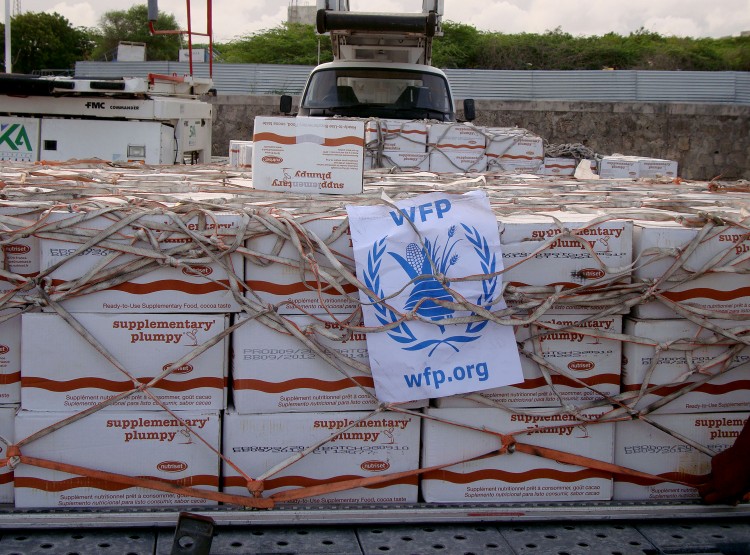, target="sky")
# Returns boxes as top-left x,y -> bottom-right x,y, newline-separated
4,0 -> 750,43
